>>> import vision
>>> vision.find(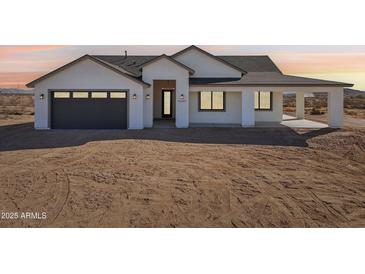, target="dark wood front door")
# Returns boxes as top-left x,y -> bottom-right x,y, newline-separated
162,90 -> 173,118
